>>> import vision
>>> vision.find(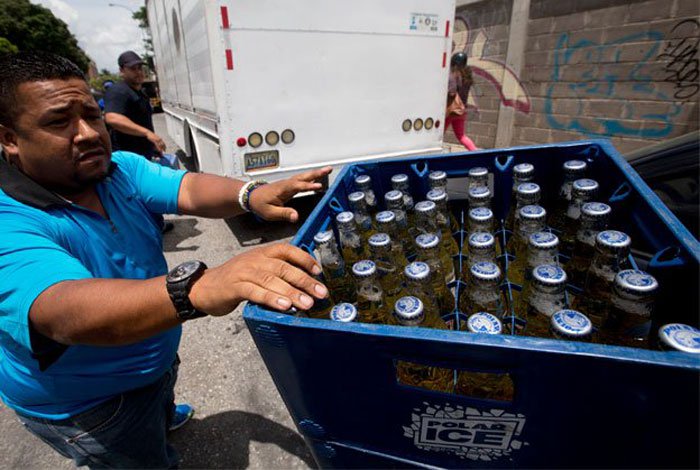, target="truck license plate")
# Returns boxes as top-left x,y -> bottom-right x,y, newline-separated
244,150 -> 279,172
